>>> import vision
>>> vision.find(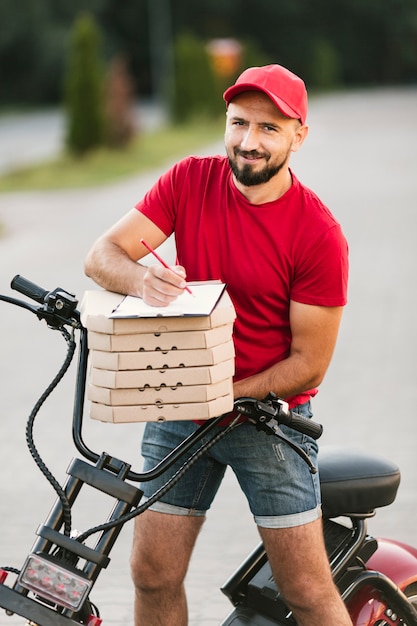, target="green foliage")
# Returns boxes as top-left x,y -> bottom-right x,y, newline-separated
171,33 -> 218,122
0,0 -> 416,109
0,0 -> 59,103
0,0 -> 107,105
309,39 -> 342,90
64,13 -> 105,154
169,34 -> 272,123
241,40 -> 271,70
